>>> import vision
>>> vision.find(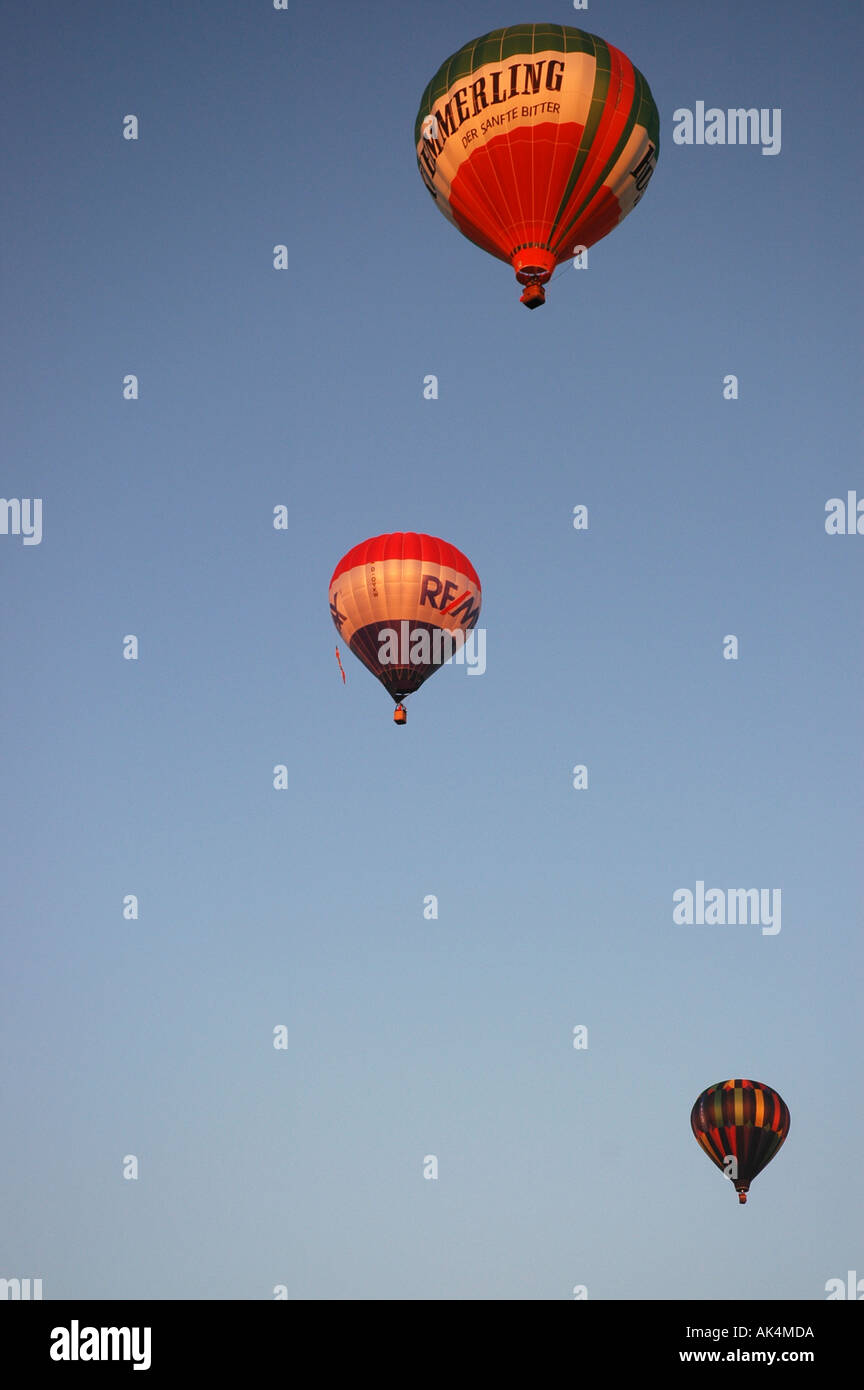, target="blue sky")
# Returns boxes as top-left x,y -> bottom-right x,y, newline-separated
1,0 -> 861,1299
